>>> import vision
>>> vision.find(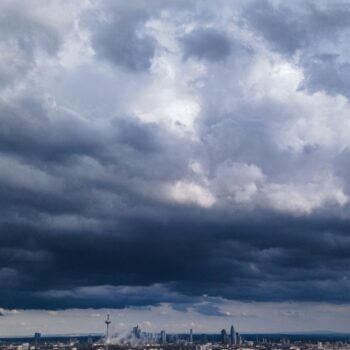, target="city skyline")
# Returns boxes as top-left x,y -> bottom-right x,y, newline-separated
3,321 -> 350,350
2,303 -> 350,337
1,0 -> 350,336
